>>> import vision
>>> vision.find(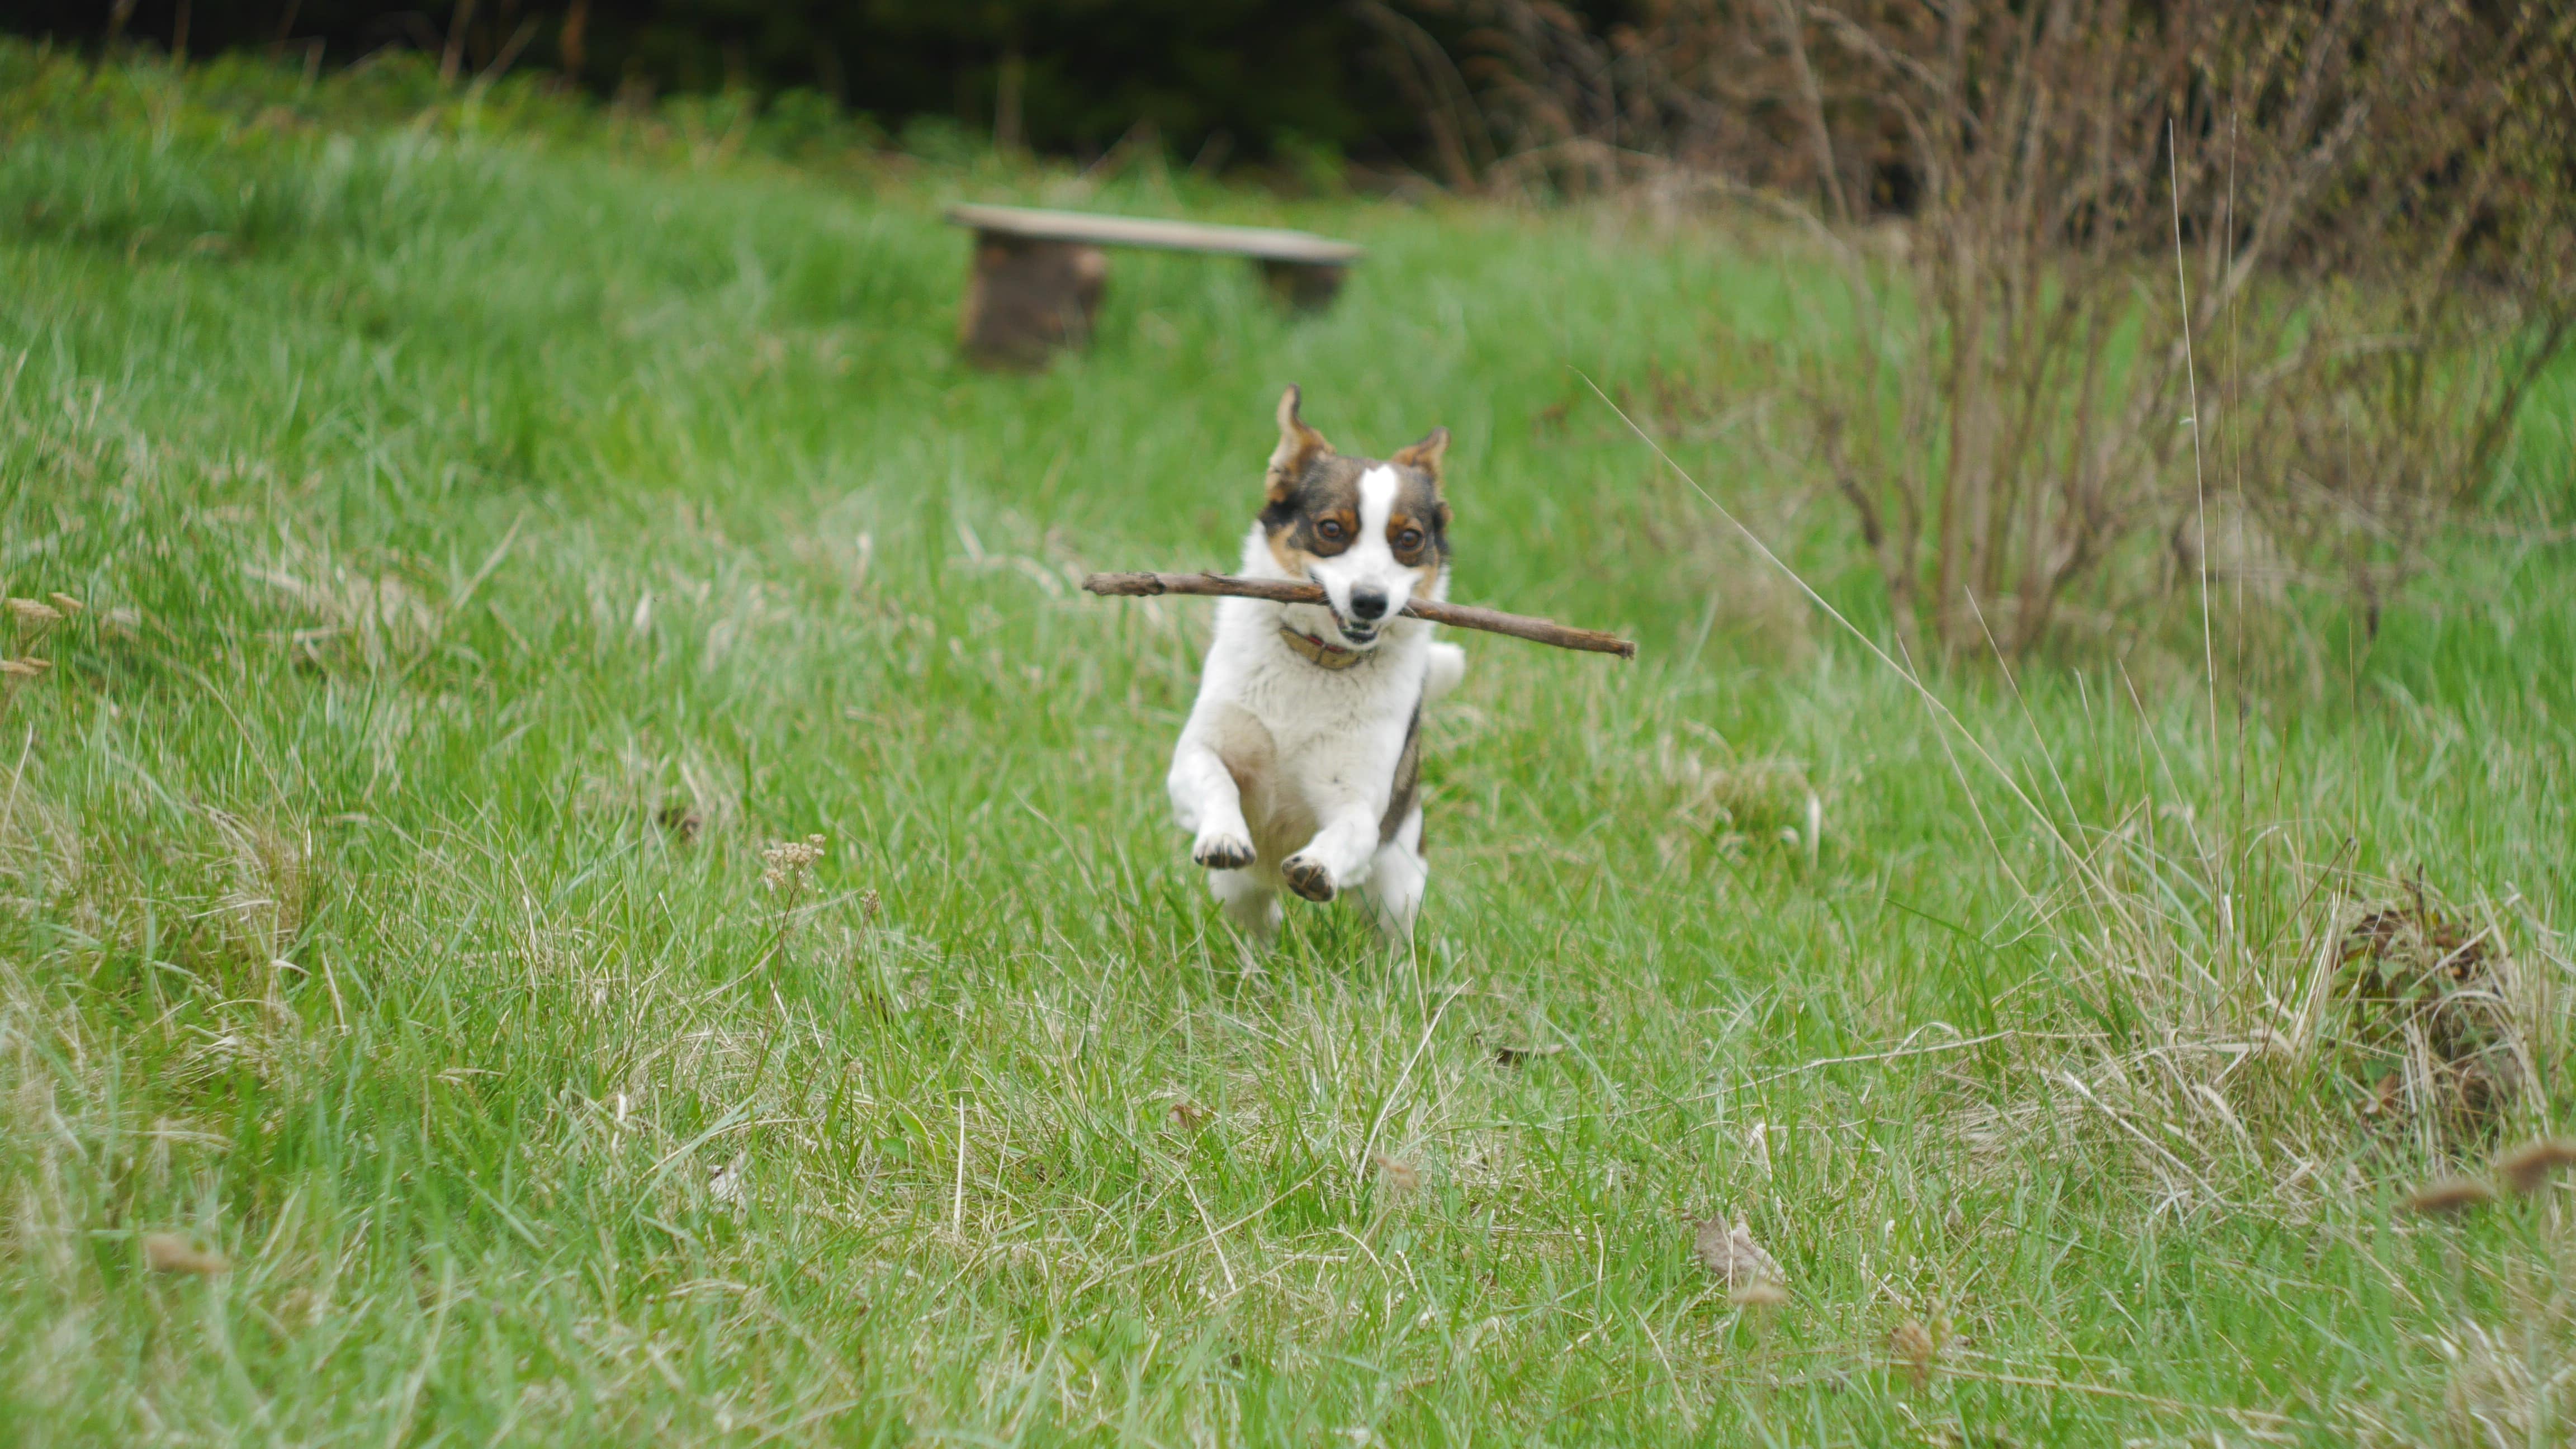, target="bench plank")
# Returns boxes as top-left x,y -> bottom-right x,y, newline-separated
945,203 -> 1363,264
